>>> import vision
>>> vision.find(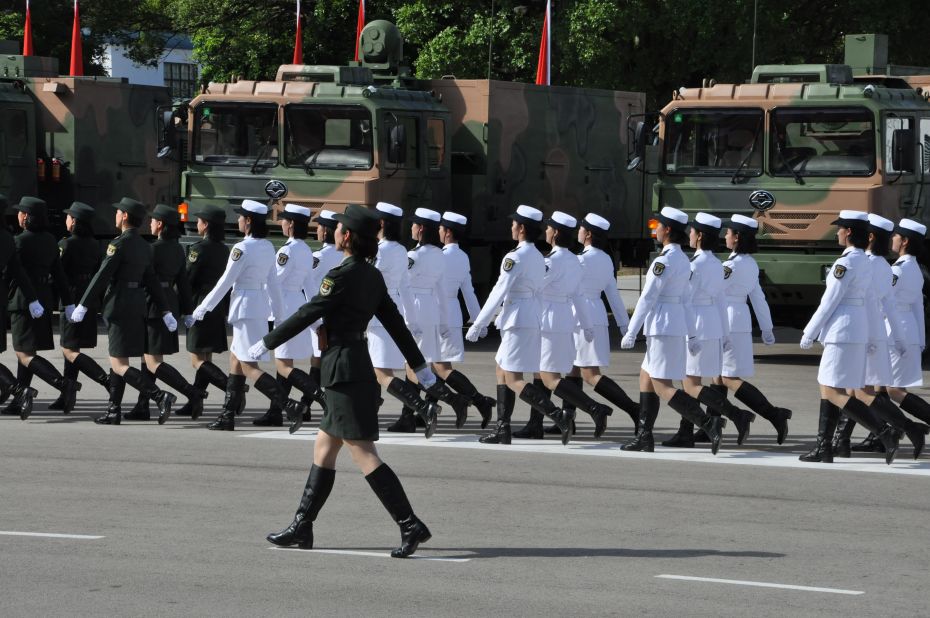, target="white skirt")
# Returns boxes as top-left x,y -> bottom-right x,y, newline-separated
573,325 -> 610,368
687,338 -> 723,378
231,318 -> 270,362
415,325 -> 442,364
642,335 -> 686,381
817,342 -> 866,389
540,331 -> 575,374
890,343 -> 923,388
368,323 -> 405,370
721,331 -> 754,378
274,317 -> 314,361
864,341 -> 893,387
439,328 -> 465,363
496,327 -> 541,373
